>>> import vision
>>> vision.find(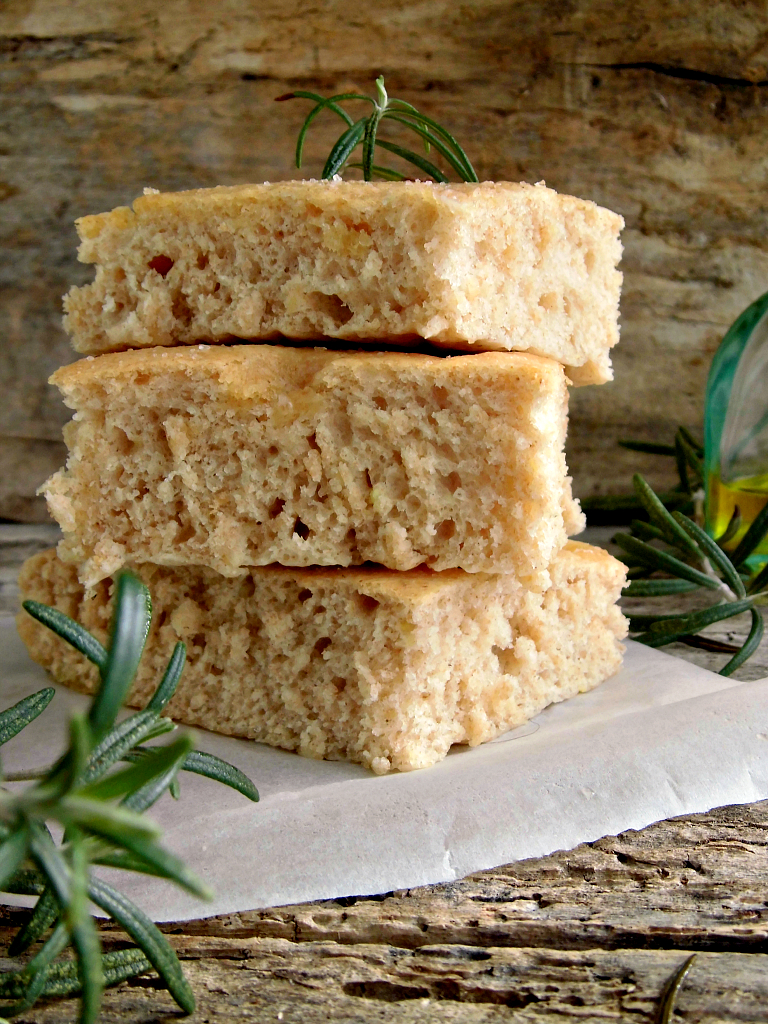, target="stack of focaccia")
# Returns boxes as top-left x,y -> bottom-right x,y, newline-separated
18,179 -> 629,774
